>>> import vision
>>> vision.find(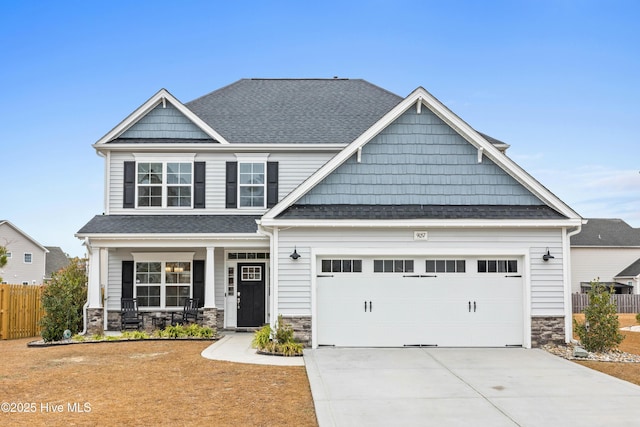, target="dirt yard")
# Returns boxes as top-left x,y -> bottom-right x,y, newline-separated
0,338 -> 317,426
573,313 -> 640,386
